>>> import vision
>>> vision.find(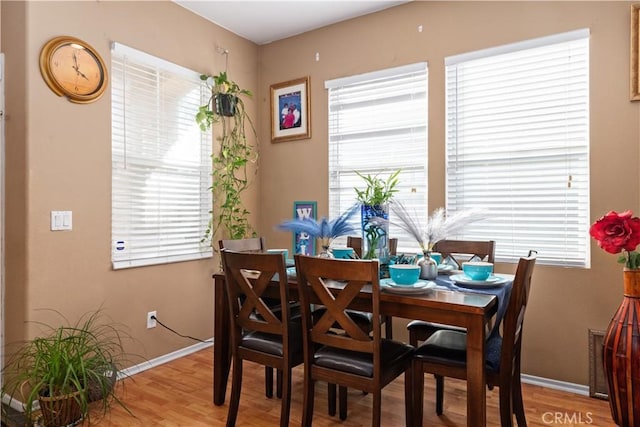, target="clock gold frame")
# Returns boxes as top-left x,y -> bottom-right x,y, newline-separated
39,36 -> 108,104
